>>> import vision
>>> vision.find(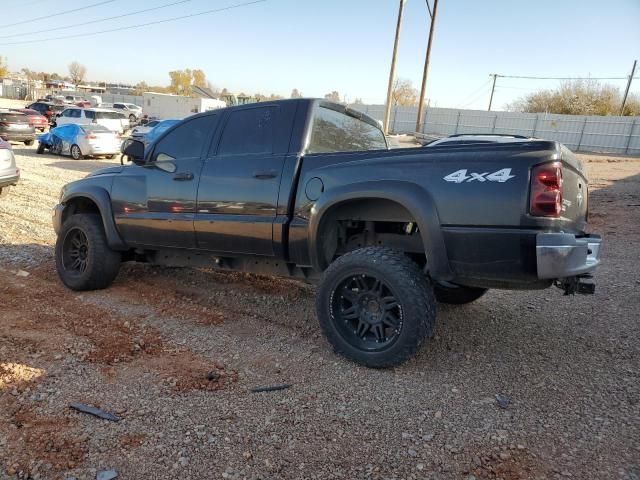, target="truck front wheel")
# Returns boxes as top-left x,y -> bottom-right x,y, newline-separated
434,282 -> 487,304
55,214 -> 121,291
316,247 -> 436,368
